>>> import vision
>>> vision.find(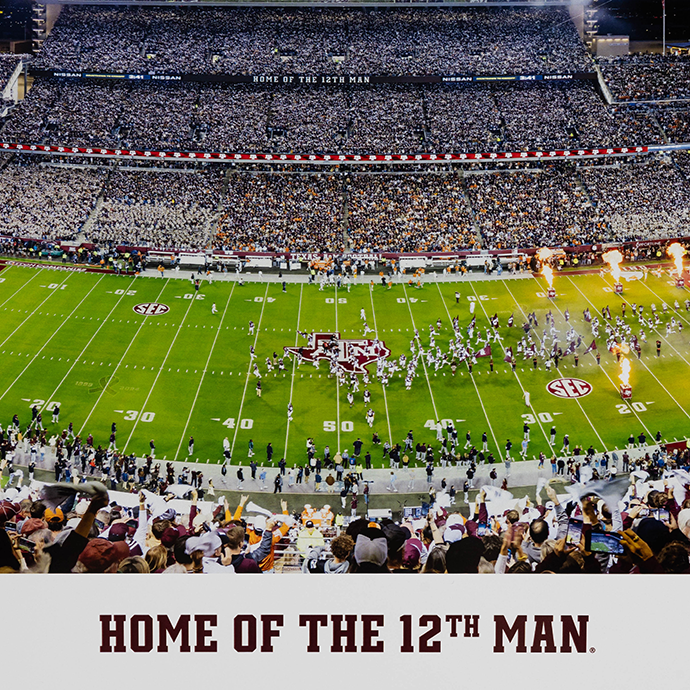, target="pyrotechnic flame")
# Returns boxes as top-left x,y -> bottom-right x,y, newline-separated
537,247 -> 554,288
611,342 -> 630,357
602,249 -> 624,283
619,357 -> 631,387
667,242 -> 687,277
